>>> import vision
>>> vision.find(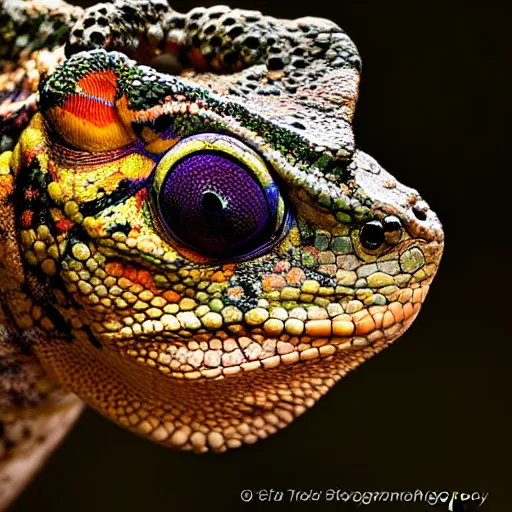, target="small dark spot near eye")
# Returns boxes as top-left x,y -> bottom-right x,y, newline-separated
83,18 -> 95,28
413,206 -> 427,221
73,29 -> 83,38
97,7 -> 107,15
97,17 -> 108,27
